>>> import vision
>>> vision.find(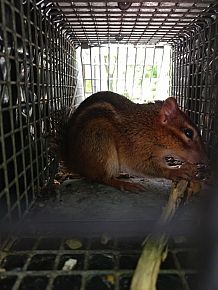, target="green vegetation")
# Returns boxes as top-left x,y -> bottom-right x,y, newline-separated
85,80 -> 92,93
145,65 -> 157,78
